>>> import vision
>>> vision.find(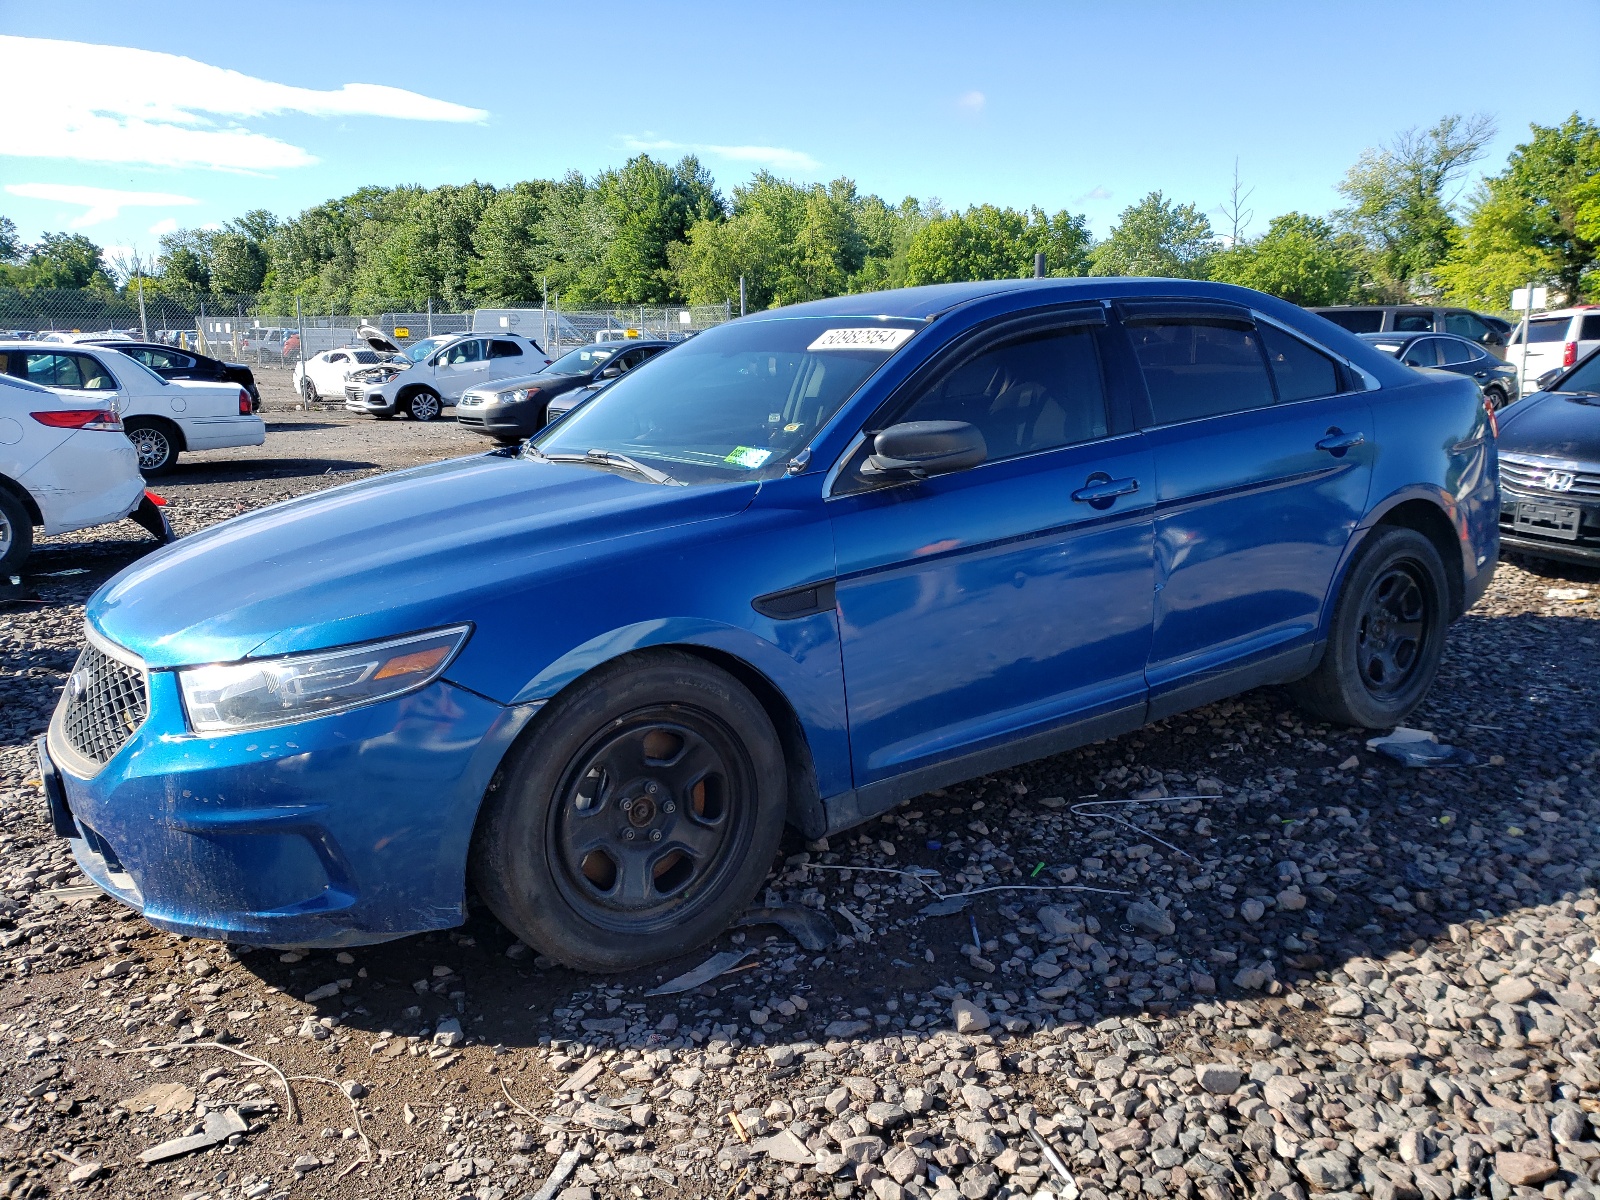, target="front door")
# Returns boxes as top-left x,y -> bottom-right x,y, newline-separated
829,311 -> 1156,792
1118,303 -> 1374,716
436,338 -> 489,399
